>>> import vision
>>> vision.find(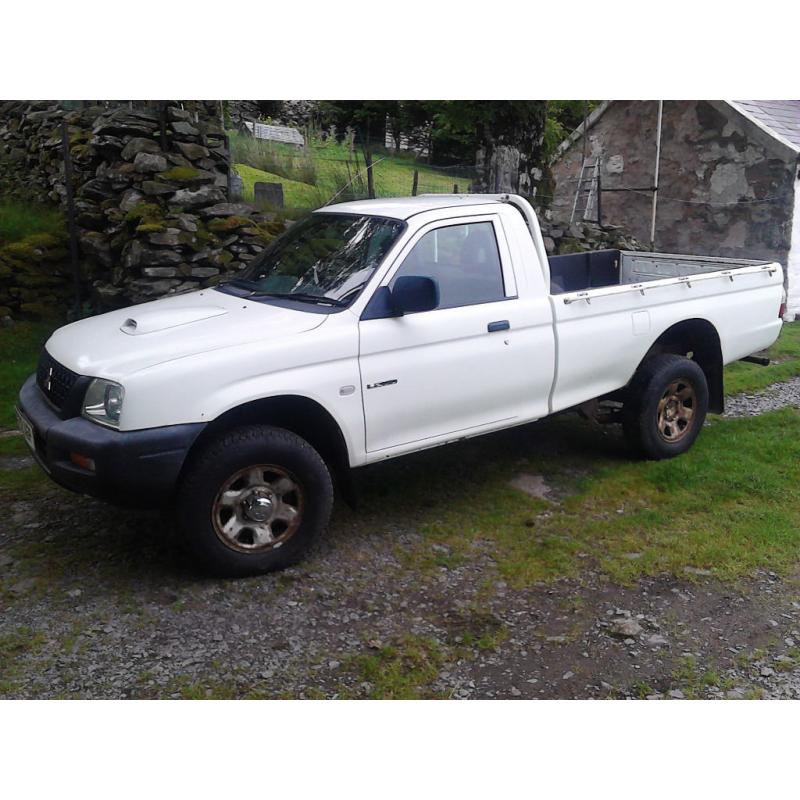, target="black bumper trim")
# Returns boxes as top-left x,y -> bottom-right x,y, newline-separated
17,374 -> 206,507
